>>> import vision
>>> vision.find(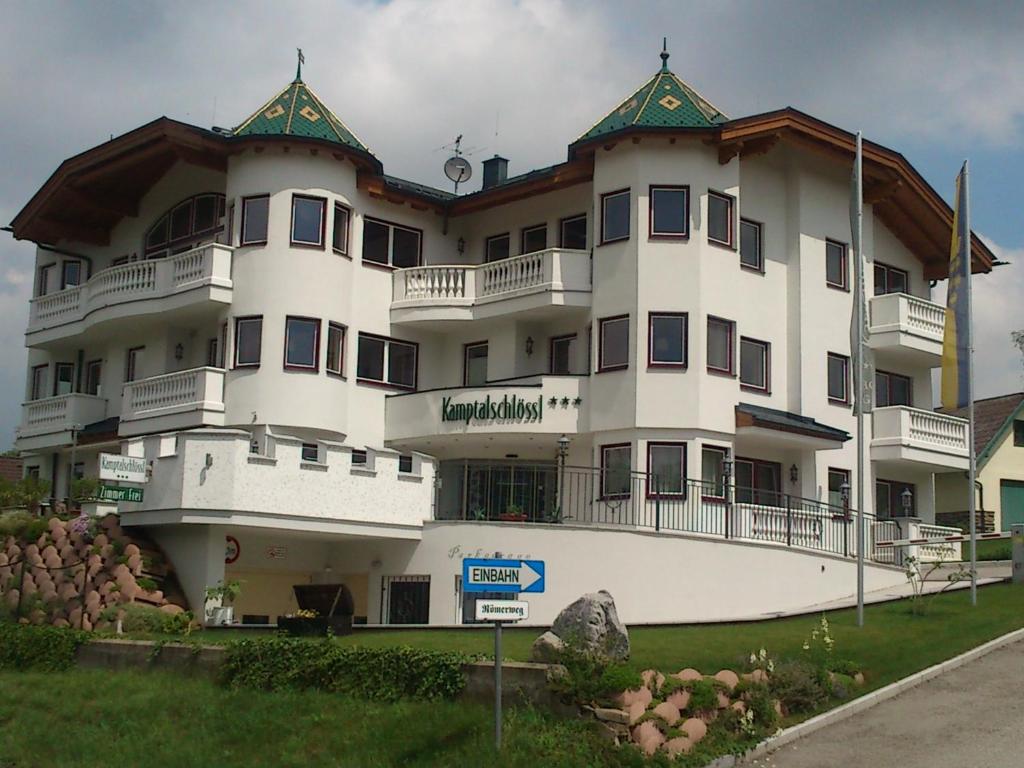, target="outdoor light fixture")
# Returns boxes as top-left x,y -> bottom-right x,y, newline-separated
250,440 -> 259,454
789,464 -> 798,484
174,343 -> 184,361
457,237 -> 465,255
840,481 -> 850,508
721,458 -> 733,479
525,336 -> 534,356
557,434 -> 570,459
901,487 -> 913,515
